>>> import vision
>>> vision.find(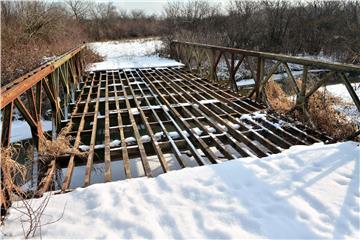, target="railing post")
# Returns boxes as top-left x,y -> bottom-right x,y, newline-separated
255,57 -> 265,102
1,102 -> 14,207
295,66 -> 311,123
170,41 -> 176,60
339,72 -> 360,112
209,49 -> 216,82
1,102 -> 13,217
1,102 -> 13,147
